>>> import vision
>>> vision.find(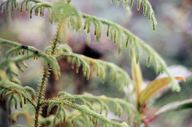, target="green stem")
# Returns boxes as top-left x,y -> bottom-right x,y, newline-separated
51,19 -> 63,55
34,20 -> 63,127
